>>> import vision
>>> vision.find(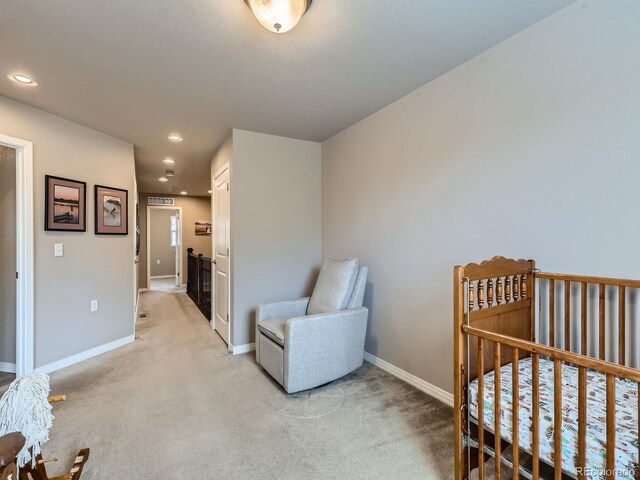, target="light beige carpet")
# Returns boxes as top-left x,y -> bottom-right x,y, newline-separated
5,289 -> 459,479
